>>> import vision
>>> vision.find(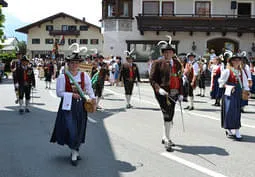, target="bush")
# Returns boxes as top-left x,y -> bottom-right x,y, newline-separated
0,52 -> 16,72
